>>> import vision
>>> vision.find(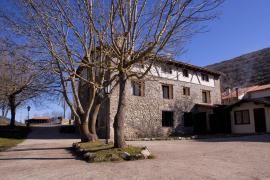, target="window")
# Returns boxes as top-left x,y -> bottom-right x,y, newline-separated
132,81 -> 145,96
182,69 -> 189,77
162,84 -> 173,99
162,111 -> 174,127
201,73 -> 209,82
161,66 -> 172,74
202,90 -> 211,103
183,87 -> 190,96
234,110 -> 250,125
